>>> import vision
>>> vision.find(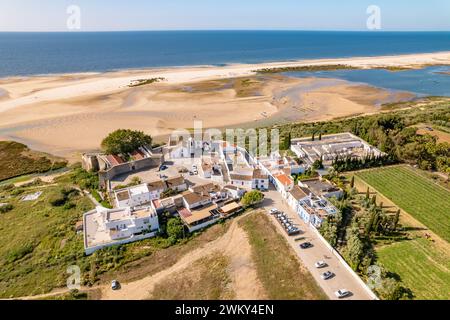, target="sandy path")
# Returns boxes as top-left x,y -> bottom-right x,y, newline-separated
102,213 -> 266,300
